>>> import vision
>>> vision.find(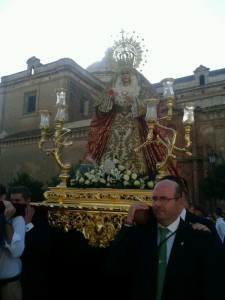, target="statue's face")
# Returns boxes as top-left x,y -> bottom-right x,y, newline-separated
121,68 -> 131,76
121,69 -> 131,84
